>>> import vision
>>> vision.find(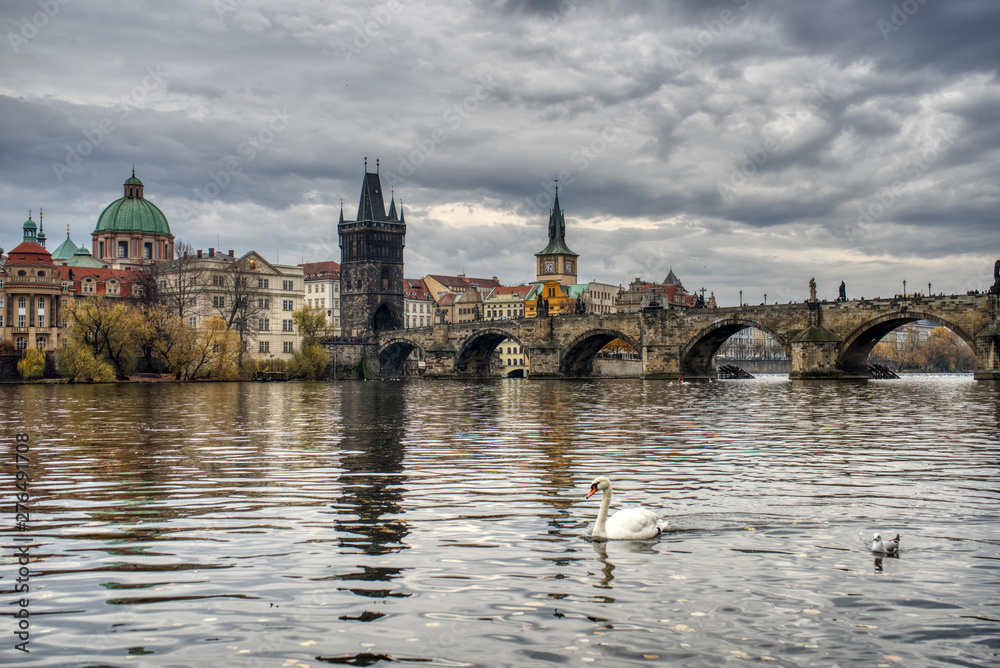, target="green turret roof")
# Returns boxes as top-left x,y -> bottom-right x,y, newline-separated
65,245 -> 109,268
52,230 -> 81,260
535,186 -> 578,257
